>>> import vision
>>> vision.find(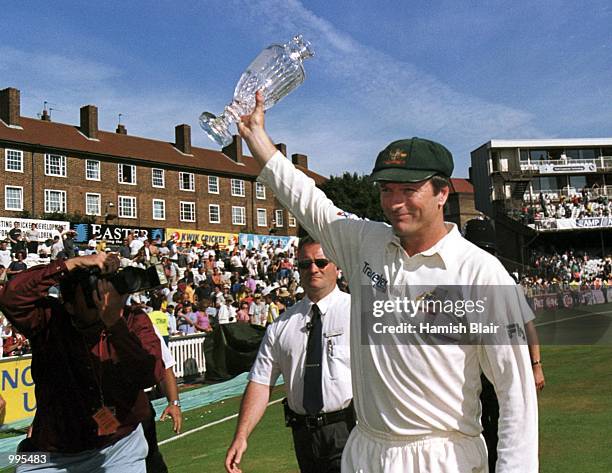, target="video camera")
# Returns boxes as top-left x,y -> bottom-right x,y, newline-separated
62,264 -> 168,309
